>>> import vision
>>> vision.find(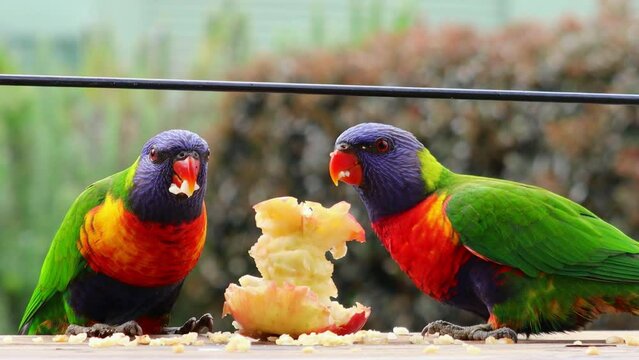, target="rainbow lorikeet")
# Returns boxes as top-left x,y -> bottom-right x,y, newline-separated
329,123 -> 639,341
19,130 -> 214,336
